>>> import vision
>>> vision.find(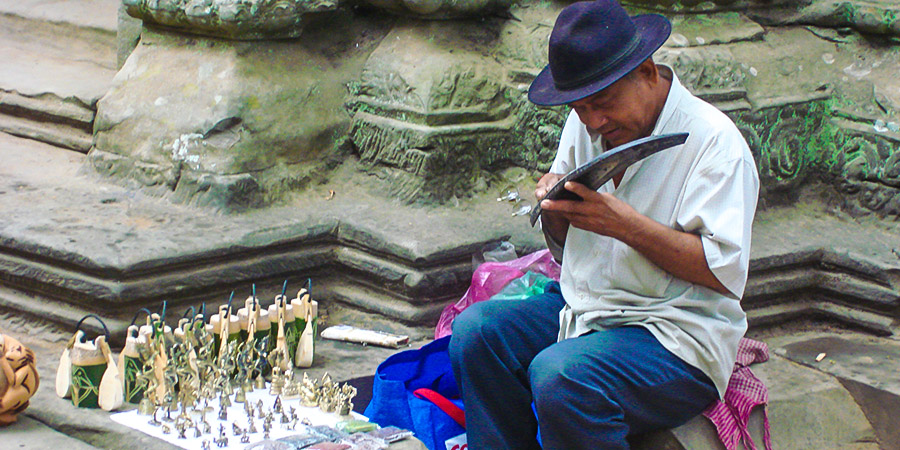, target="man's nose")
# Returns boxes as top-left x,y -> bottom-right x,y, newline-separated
581,110 -> 608,130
